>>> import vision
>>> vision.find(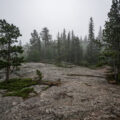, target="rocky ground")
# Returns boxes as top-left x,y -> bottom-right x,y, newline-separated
0,63 -> 120,120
